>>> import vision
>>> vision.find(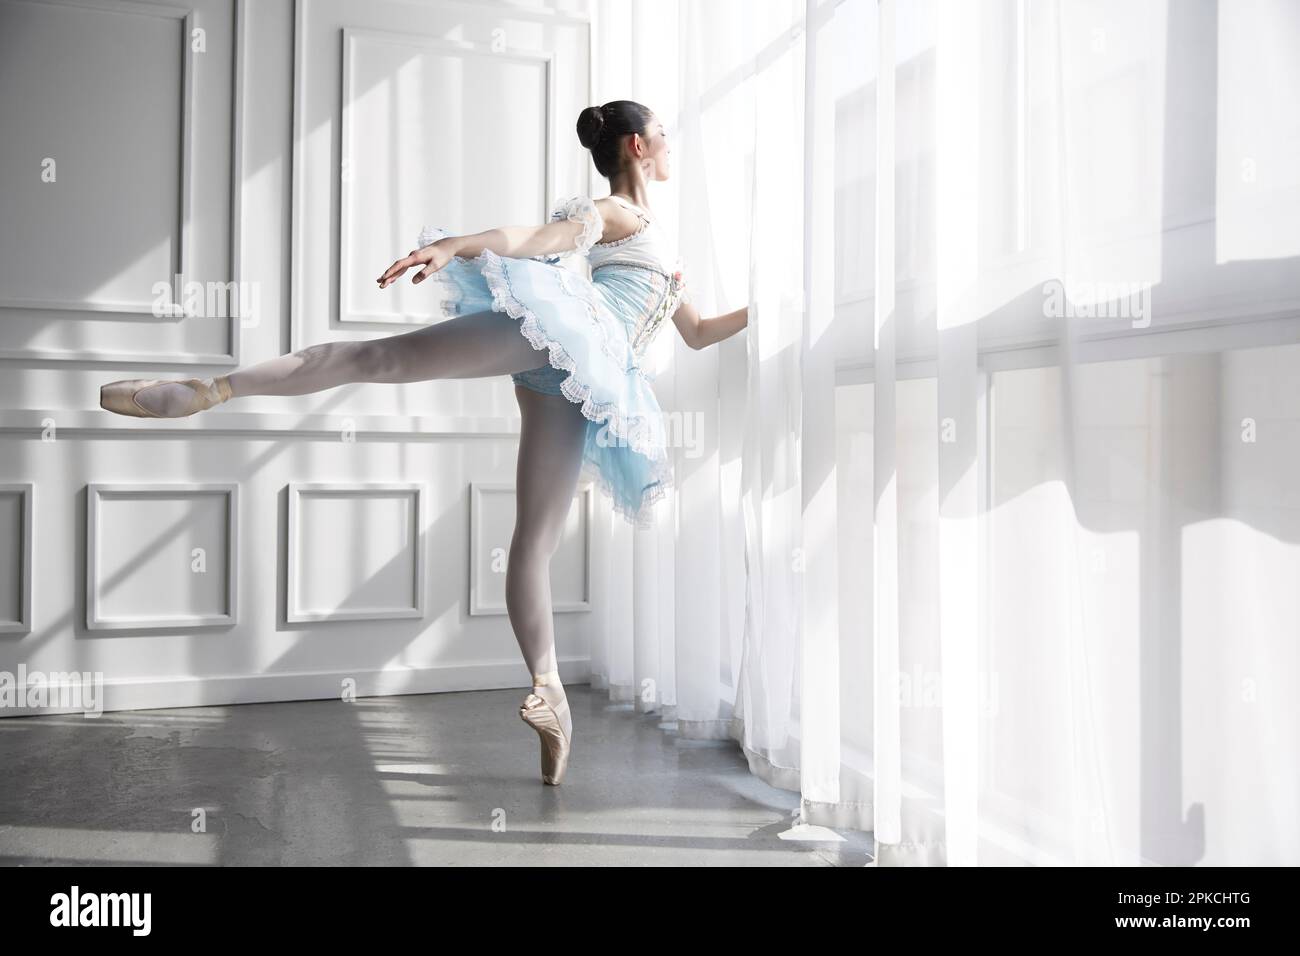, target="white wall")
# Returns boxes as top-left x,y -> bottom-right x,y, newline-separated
0,0 -> 614,714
